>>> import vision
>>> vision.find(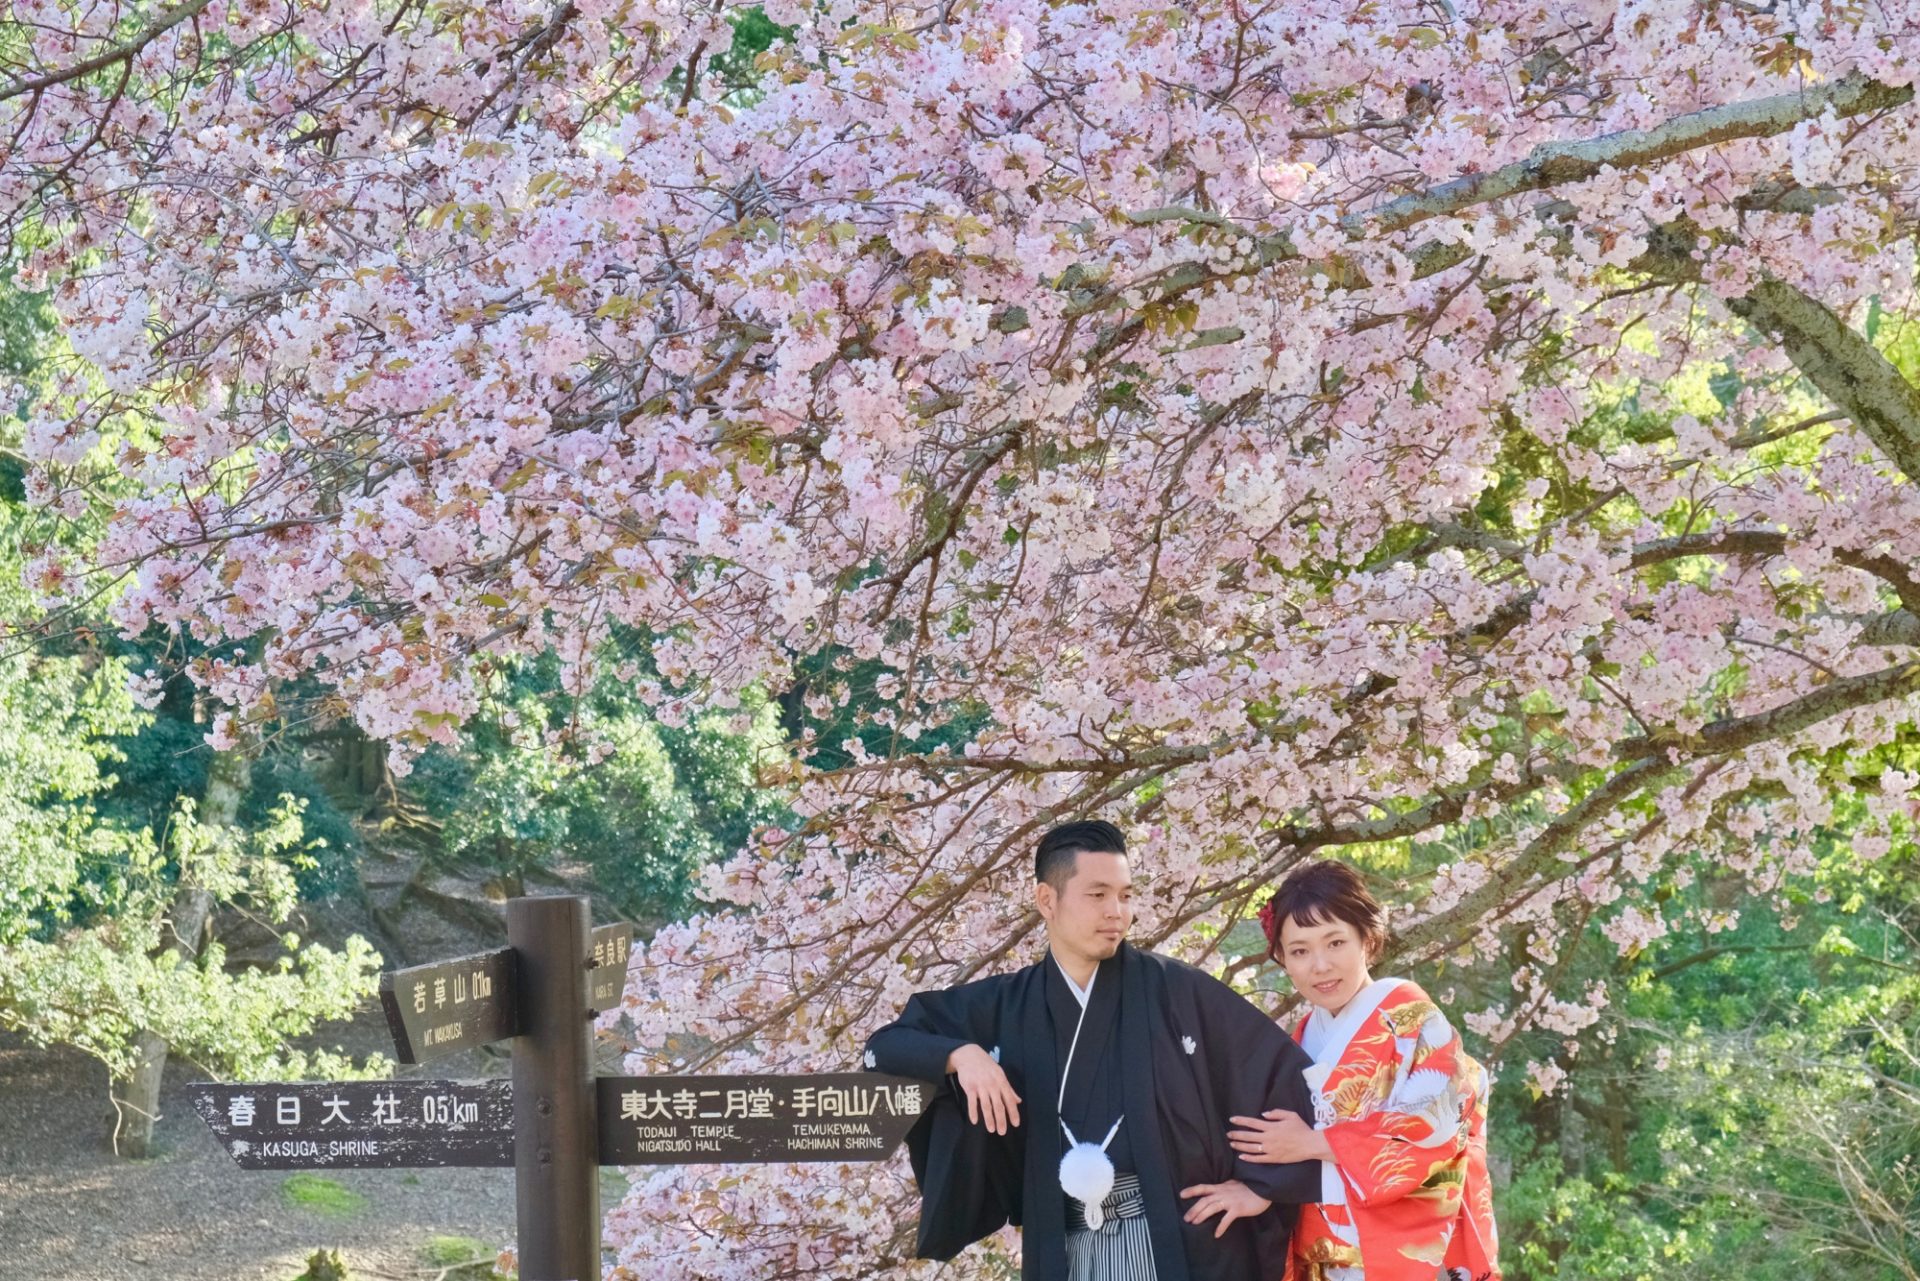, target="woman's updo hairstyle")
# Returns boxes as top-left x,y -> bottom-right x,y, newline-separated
1258,859 -> 1390,964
